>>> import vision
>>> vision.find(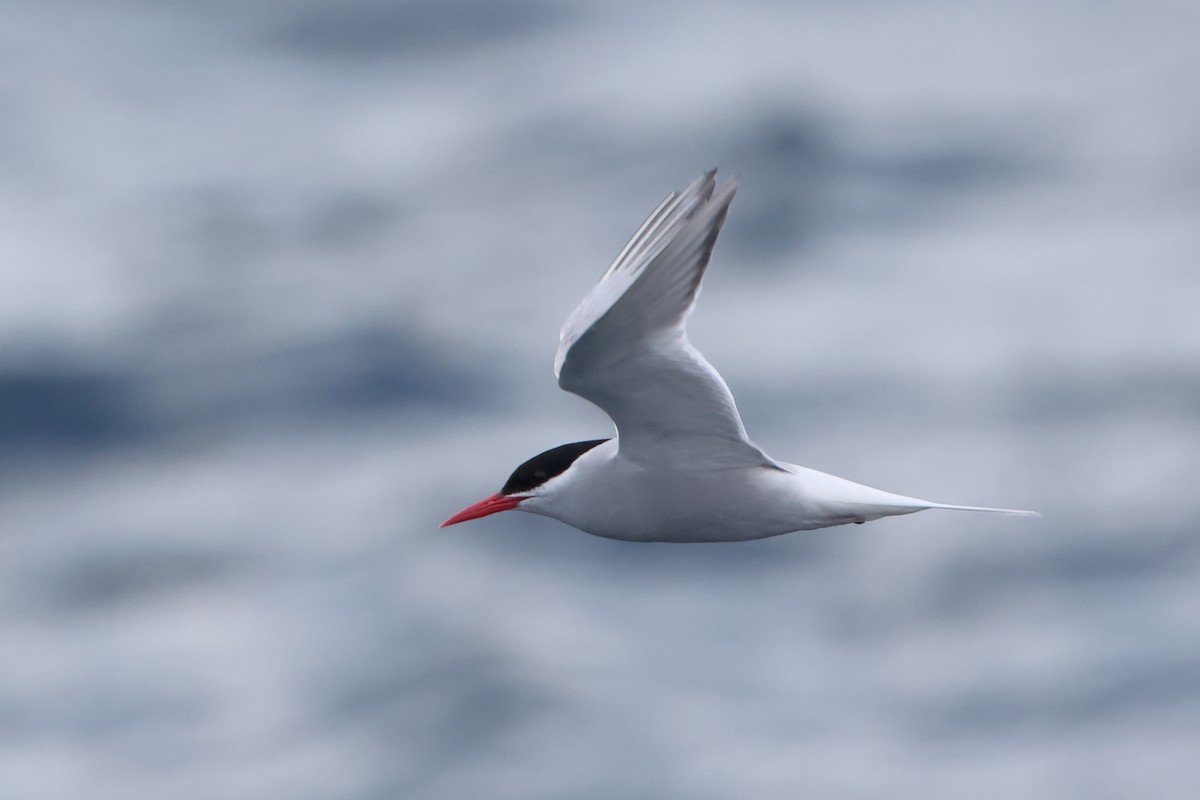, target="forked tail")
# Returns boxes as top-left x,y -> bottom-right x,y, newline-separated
924,502 -> 1040,517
